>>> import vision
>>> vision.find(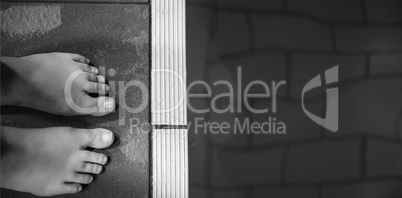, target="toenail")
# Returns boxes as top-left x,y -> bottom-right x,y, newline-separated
104,98 -> 114,112
105,85 -> 110,92
99,76 -> 105,84
94,68 -> 99,74
102,156 -> 108,164
97,166 -> 102,173
102,131 -> 112,143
